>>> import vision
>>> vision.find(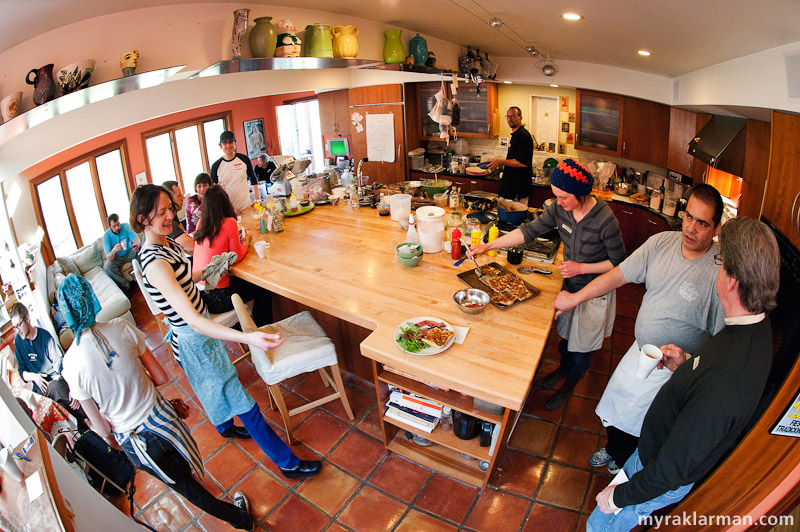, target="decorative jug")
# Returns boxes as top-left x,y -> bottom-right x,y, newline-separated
383,29 -> 405,64
332,25 -> 359,58
409,33 -> 428,66
304,23 -> 333,58
249,16 -> 277,58
231,8 -> 249,59
26,64 -> 55,106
